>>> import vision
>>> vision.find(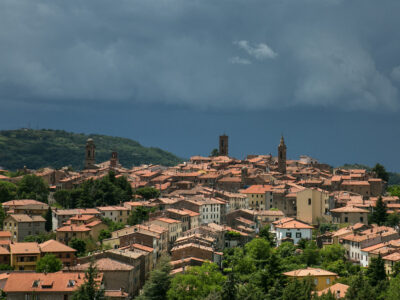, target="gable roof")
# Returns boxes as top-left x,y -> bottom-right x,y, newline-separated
275,219 -> 313,229
10,242 -> 40,254
3,272 -> 93,293
283,267 -> 337,277
39,239 -> 77,253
